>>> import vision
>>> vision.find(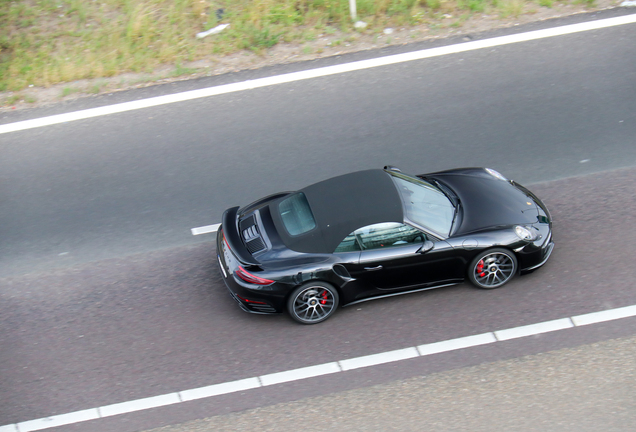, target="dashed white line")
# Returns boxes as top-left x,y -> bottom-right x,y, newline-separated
191,223 -> 220,235
1,13 -> 635,136
4,303 -> 636,431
